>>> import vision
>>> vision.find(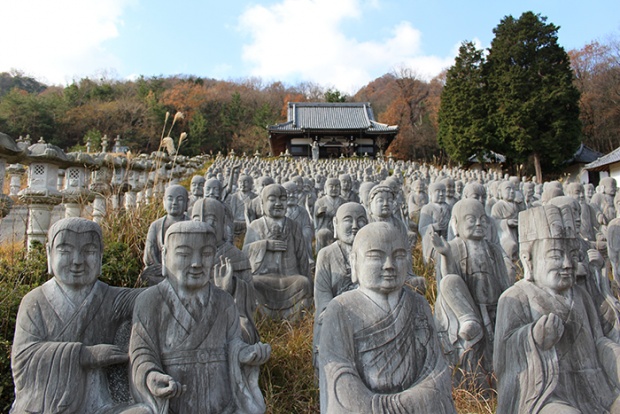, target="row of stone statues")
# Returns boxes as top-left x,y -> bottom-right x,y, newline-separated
10,155 -> 620,413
